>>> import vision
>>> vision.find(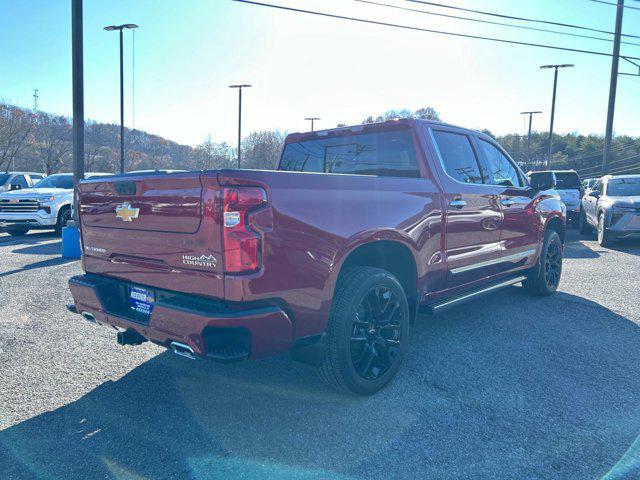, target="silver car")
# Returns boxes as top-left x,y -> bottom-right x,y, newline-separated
579,175 -> 640,247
